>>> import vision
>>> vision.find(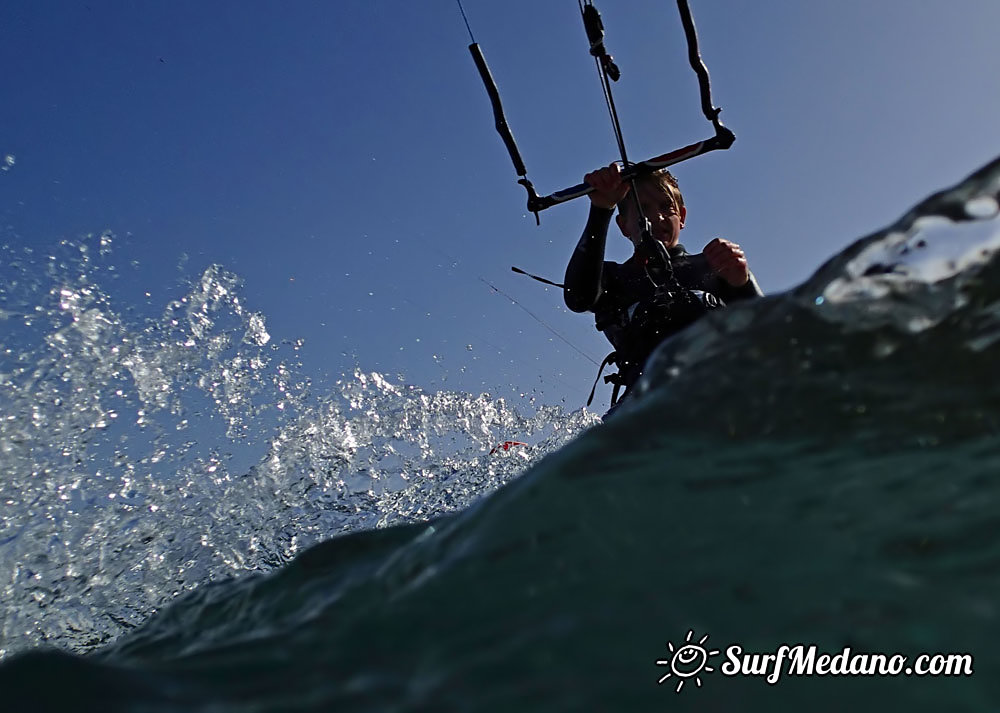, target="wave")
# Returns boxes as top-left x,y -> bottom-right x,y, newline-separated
1,156 -> 999,711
